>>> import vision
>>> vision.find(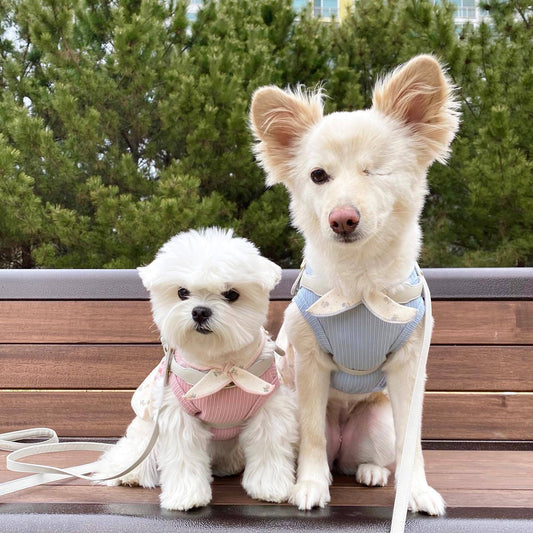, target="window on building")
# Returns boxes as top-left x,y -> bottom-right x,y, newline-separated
450,0 -> 477,20
313,0 -> 339,19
